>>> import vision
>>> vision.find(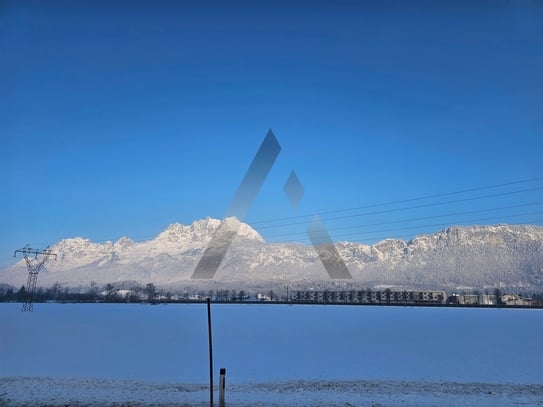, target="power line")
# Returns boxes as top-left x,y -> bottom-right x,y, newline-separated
248,176 -> 543,226
322,211 -> 543,240
256,186 -> 543,230
10,177 -> 542,251
269,215 -> 543,244
263,201 -> 543,238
